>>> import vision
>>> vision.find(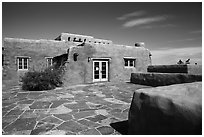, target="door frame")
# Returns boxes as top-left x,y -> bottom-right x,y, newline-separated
92,59 -> 109,82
